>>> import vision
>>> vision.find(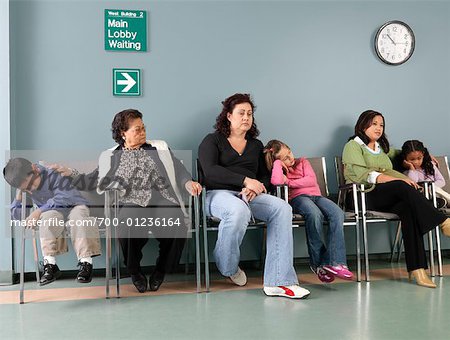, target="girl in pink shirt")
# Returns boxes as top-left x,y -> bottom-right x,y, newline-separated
264,139 -> 353,283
